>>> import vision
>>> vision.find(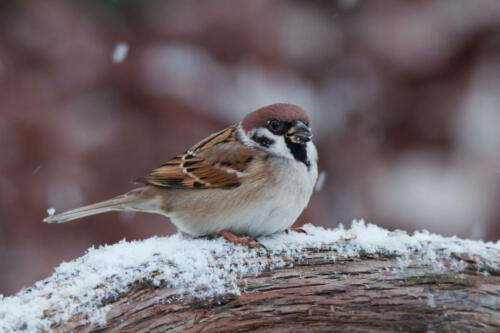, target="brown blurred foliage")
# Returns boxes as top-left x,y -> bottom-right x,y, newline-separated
1,0 -> 500,295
